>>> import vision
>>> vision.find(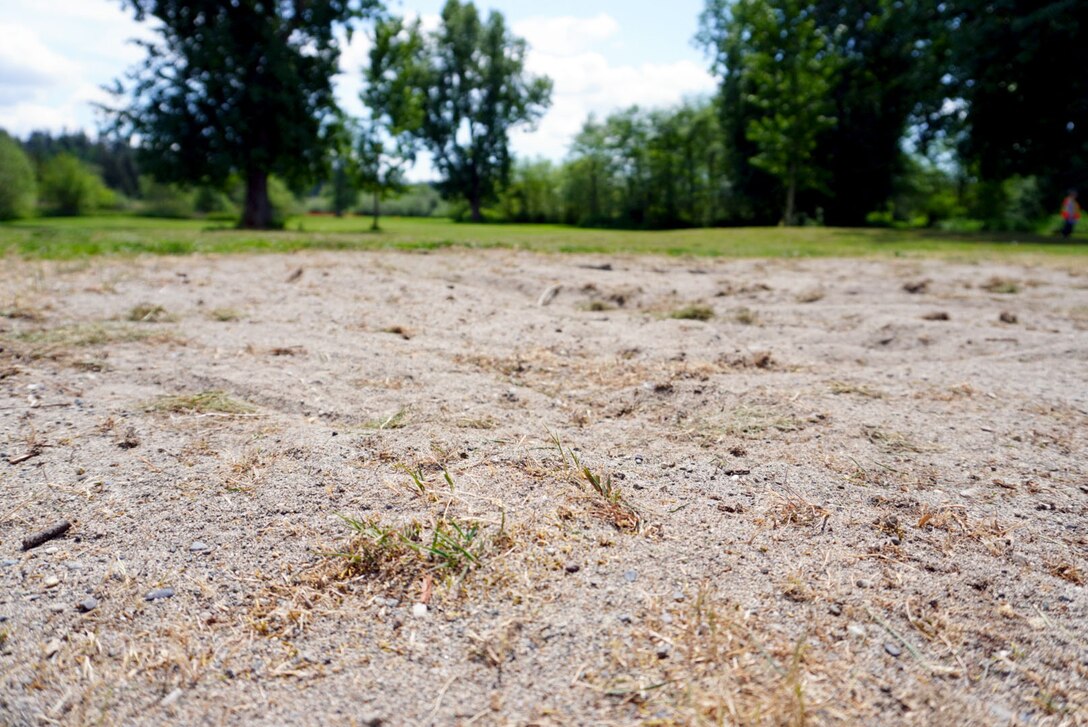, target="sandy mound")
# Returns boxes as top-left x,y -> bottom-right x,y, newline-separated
1,249 -> 1086,725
